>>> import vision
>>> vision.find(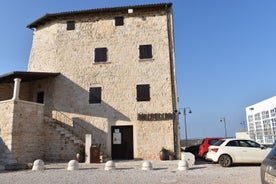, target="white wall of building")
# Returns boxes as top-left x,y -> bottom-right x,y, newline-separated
245,96 -> 276,144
